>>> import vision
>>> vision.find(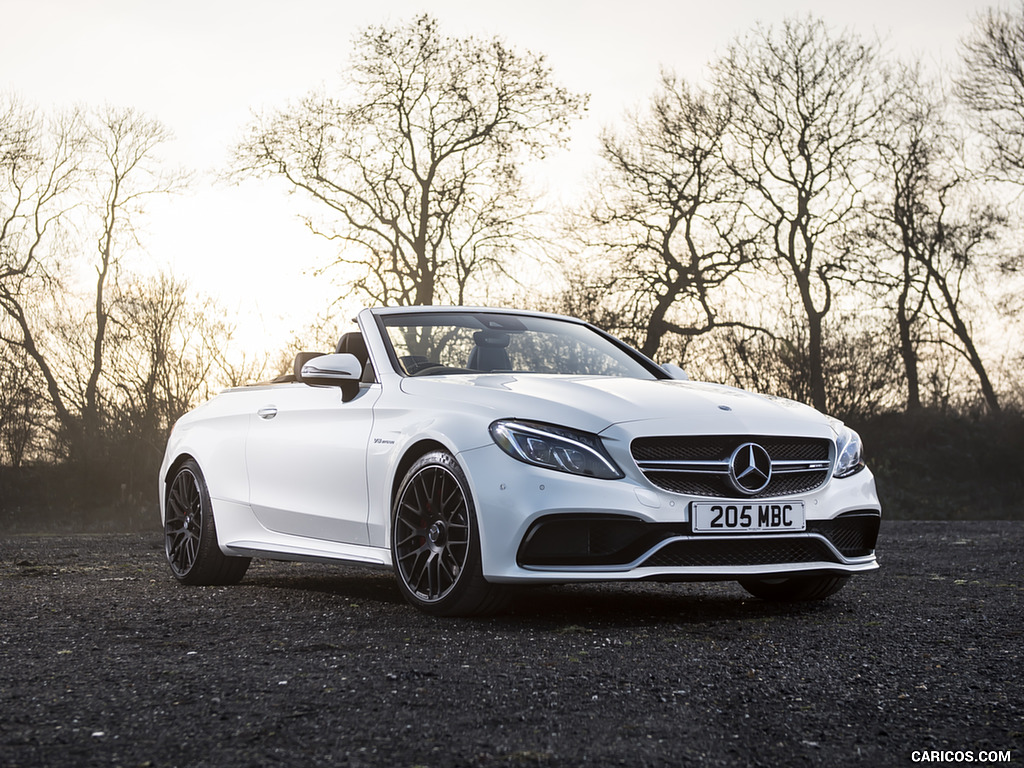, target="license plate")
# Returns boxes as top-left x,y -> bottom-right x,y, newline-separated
691,501 -> 806,533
